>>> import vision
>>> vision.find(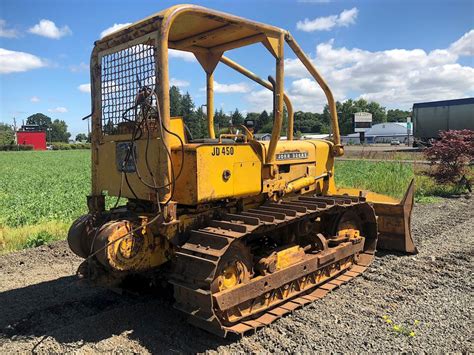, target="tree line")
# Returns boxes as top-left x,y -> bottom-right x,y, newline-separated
169,86 -> 411,138
0,86 -> 411,145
